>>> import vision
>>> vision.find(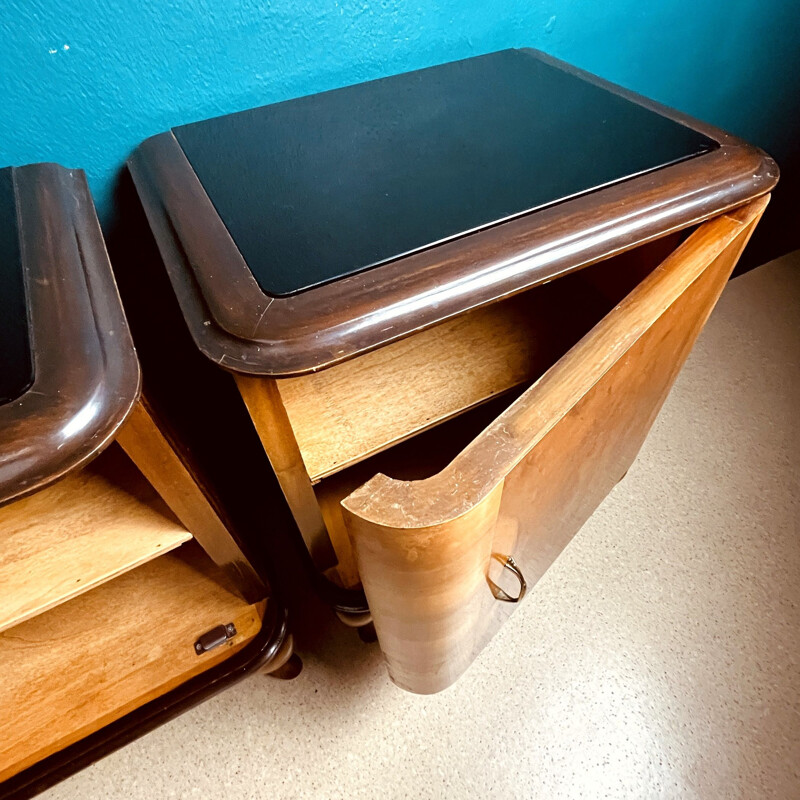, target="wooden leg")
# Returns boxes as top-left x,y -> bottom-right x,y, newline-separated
262,634 -> 303,679
234,375 -> 337,569
117,397 -> 266,603
334,609 -> 373,628
357,622 -> 378,643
